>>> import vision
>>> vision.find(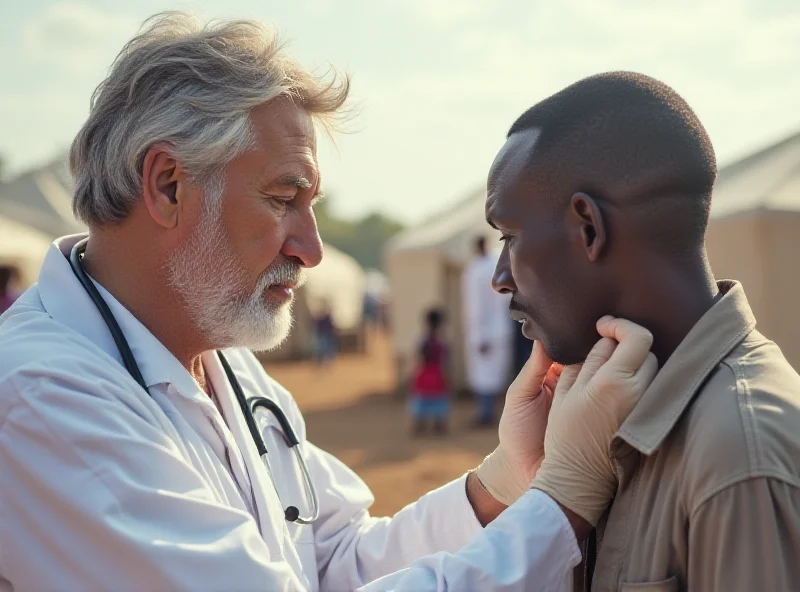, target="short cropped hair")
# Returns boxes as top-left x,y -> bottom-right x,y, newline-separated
70,11 -> 350,227
508,72 -> 717,246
